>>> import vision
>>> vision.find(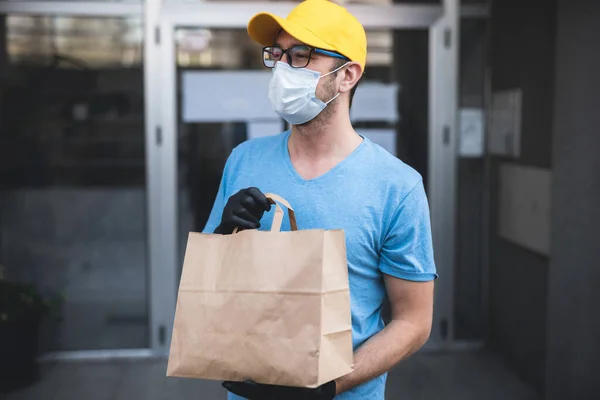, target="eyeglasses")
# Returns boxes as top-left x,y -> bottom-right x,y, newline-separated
262,45 -> 348,69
